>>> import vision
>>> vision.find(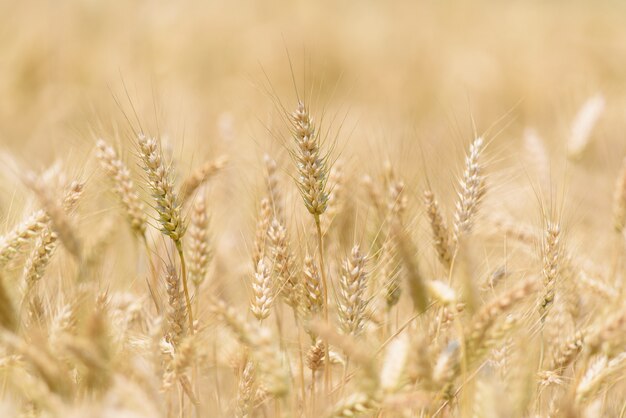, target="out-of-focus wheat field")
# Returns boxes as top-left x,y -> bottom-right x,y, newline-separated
0,1 -> 625,417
